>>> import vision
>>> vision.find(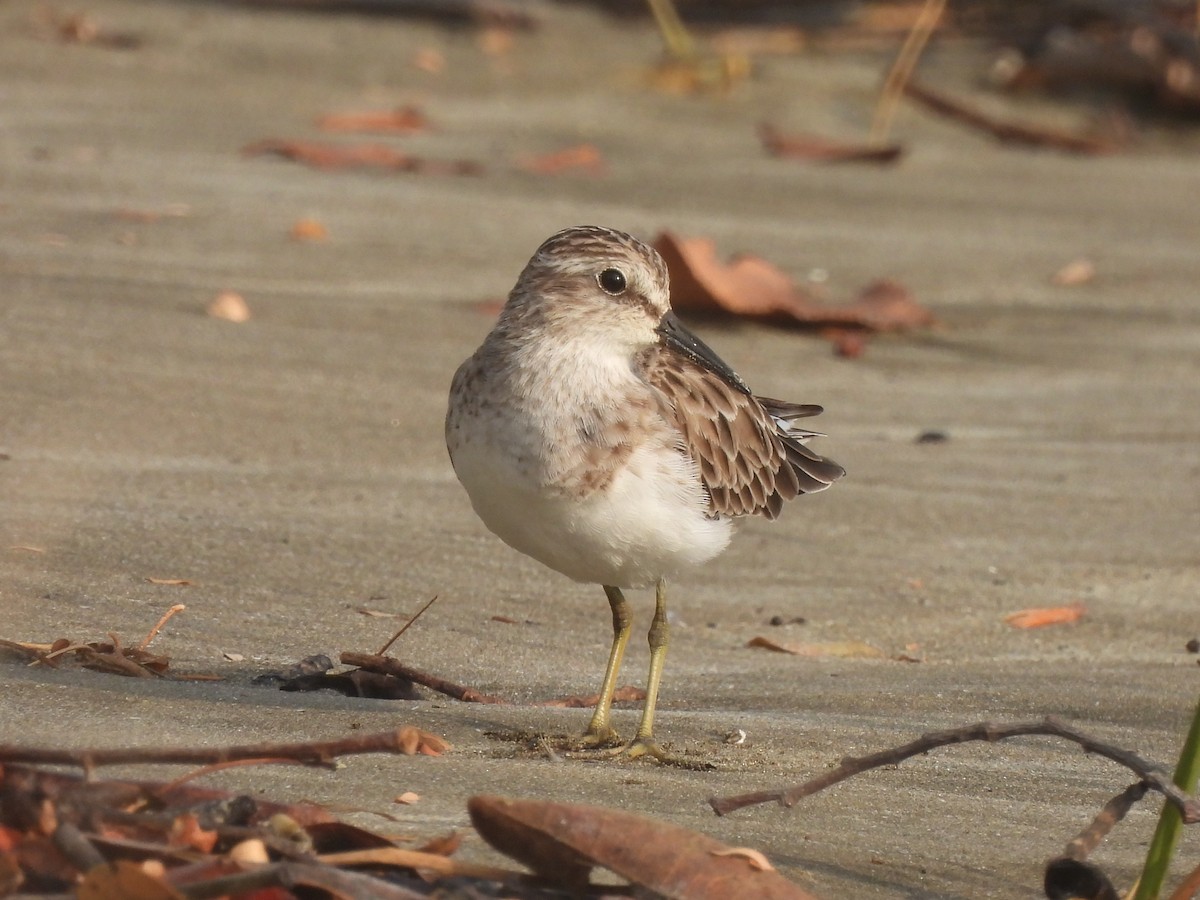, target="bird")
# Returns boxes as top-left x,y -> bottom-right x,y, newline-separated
445,225 -> 844,761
